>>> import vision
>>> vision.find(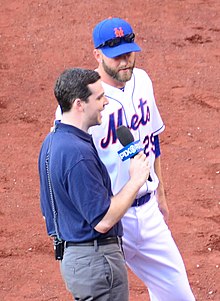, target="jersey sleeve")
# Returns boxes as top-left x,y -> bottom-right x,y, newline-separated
154,135 -> 161,157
